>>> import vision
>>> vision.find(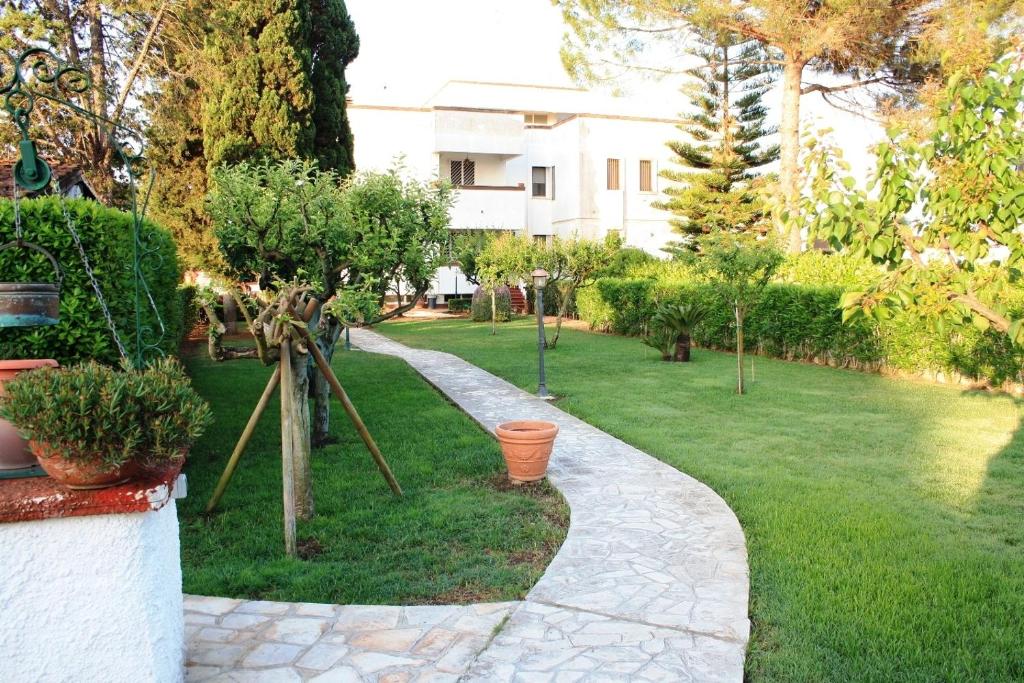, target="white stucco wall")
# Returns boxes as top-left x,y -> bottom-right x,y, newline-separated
0,502 -> 185,683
